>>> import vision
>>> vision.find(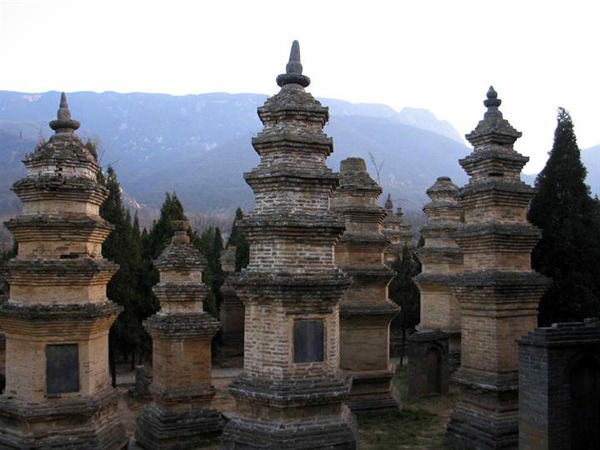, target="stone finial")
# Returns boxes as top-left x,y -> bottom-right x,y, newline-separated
276,40 -> 311,88
396,206 -> 404,218
170,220 -> 190,245
465,86 -> 522,146
49,92 -> 81,134
385,194 -> 394,212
